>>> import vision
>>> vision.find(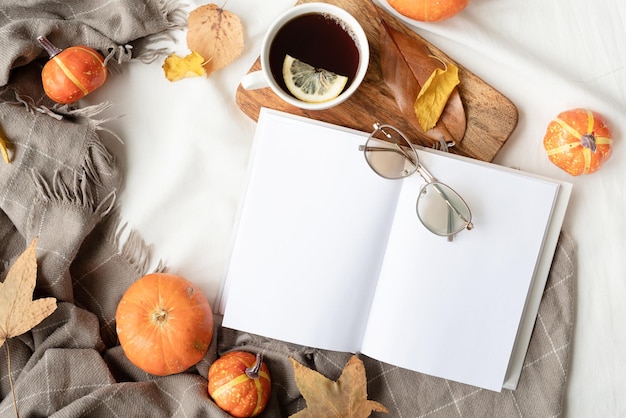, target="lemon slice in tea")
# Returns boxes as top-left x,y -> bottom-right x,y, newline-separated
282,54 -> 349,103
